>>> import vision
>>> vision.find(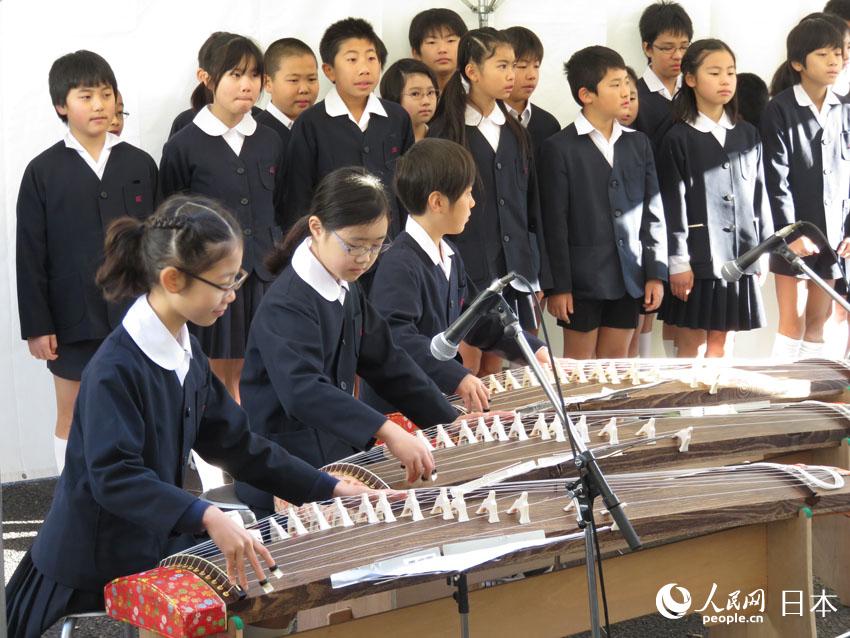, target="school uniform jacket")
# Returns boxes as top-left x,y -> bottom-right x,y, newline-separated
364,231 -> 546,399
158,120 -> 285,282
30,325 -> 336,592
658,120 -> 773,279
525,103 -> 561,163
430,116 -> 552,291
237,263 -> 458,510
256,109 -> 293,152
633,78 -> 675,154
16,141 -> 157,343
283,97 -> 415,235
539,124 -> 668,299
761,86 -> 850,277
